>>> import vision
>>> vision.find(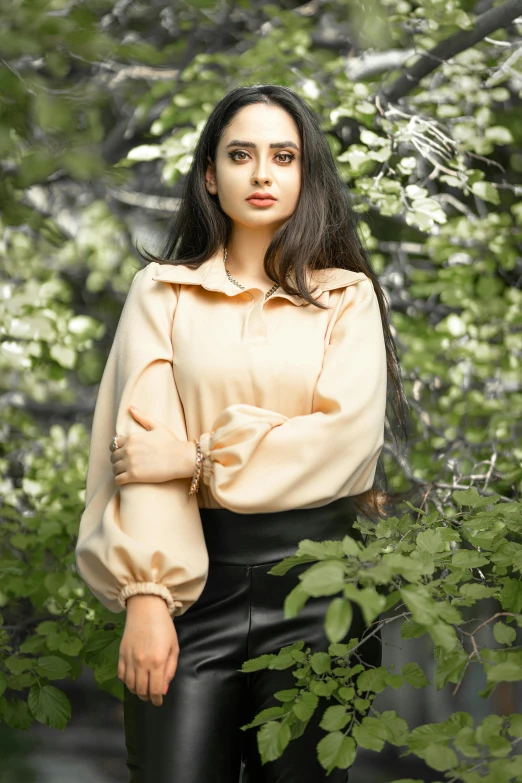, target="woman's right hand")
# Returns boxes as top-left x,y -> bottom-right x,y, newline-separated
118,594 -> 180,707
